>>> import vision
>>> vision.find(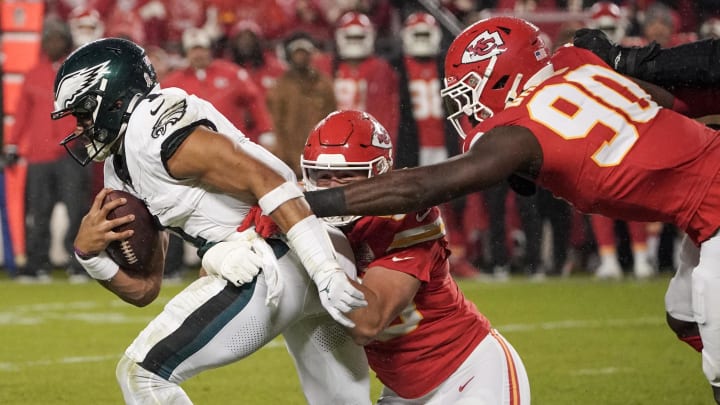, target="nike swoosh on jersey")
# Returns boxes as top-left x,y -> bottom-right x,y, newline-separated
416,209 -> 431,222
150,99 -> 165,115
391,256 -> 413,262
458,376 -> 475,392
